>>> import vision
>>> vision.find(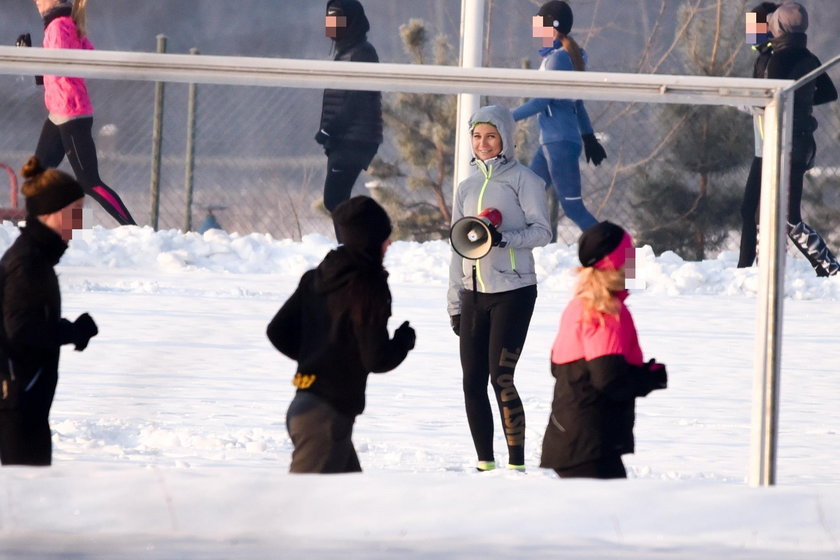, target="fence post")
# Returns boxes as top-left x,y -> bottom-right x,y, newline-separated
184,47 -> 199,232
749,90 -> 793,487
150,34 -> 167,230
